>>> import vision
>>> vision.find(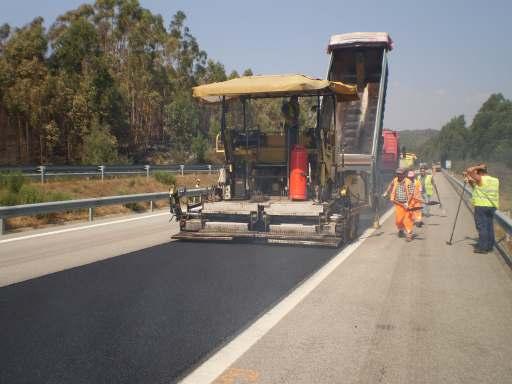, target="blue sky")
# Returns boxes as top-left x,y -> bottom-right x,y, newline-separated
2,0 -> 511,131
